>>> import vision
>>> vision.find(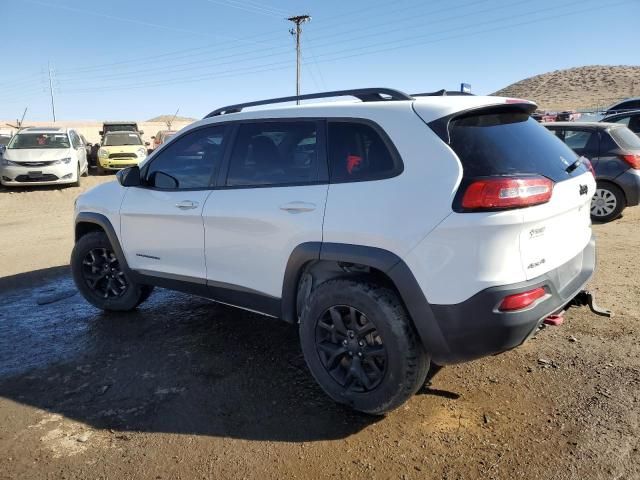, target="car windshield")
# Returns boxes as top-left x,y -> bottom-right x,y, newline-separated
103,133 -> 142,146
8,132 -> 70,149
